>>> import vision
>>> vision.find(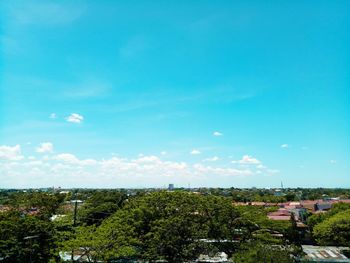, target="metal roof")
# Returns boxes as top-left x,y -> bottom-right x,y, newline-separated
302,245 -> 350,262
